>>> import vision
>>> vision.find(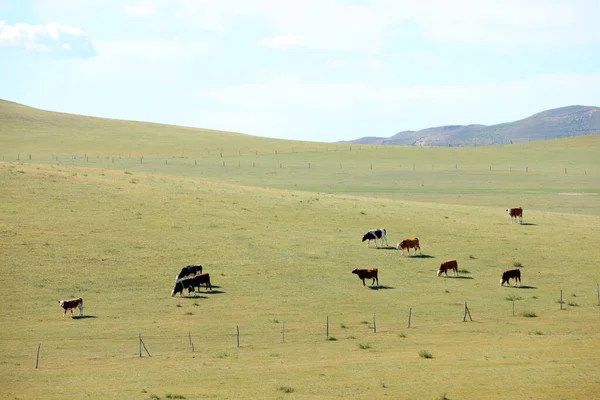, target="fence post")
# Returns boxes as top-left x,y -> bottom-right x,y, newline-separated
237,326 -> 240,348
139,333 -> 142,357
408,308 -> 412,328
560,290 -> 563,310
282,322 -> 285,343
35,343 -> 41,368
326,315 -> 329,338
373,313 -> 376,333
